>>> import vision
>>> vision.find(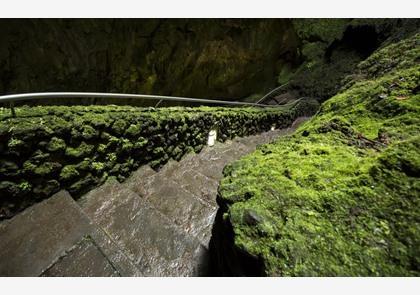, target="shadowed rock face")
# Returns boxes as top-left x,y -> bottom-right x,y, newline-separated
0,19 -> 298,101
